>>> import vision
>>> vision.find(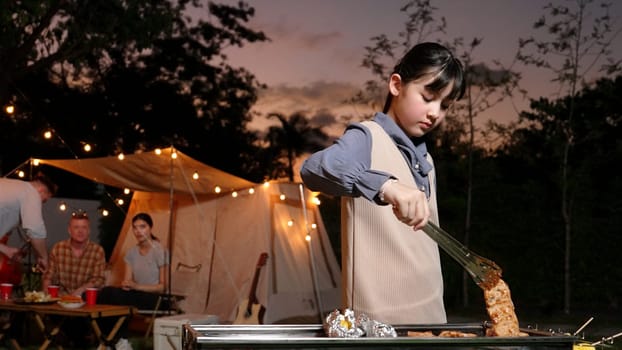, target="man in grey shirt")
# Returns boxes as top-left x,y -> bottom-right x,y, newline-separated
0,173 -> 57,272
